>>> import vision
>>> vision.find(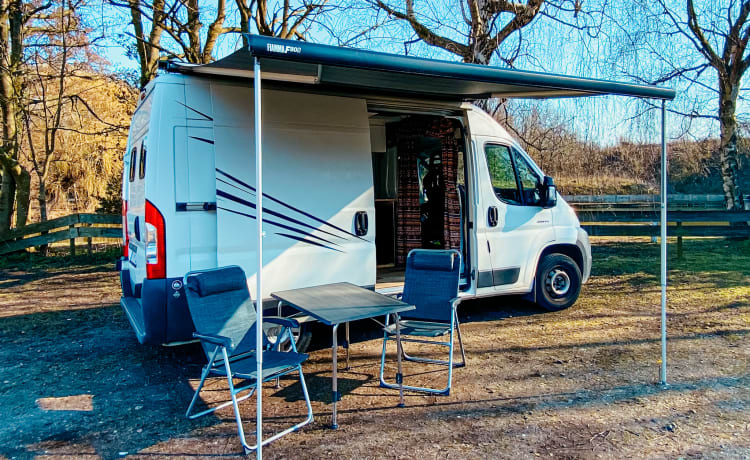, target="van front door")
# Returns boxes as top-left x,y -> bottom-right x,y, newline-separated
478,140 -> 555,292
